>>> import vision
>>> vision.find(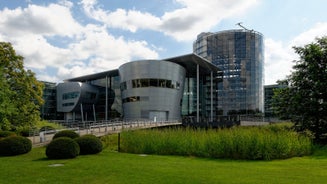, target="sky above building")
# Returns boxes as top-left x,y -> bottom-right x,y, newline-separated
0,0 -> 326,84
